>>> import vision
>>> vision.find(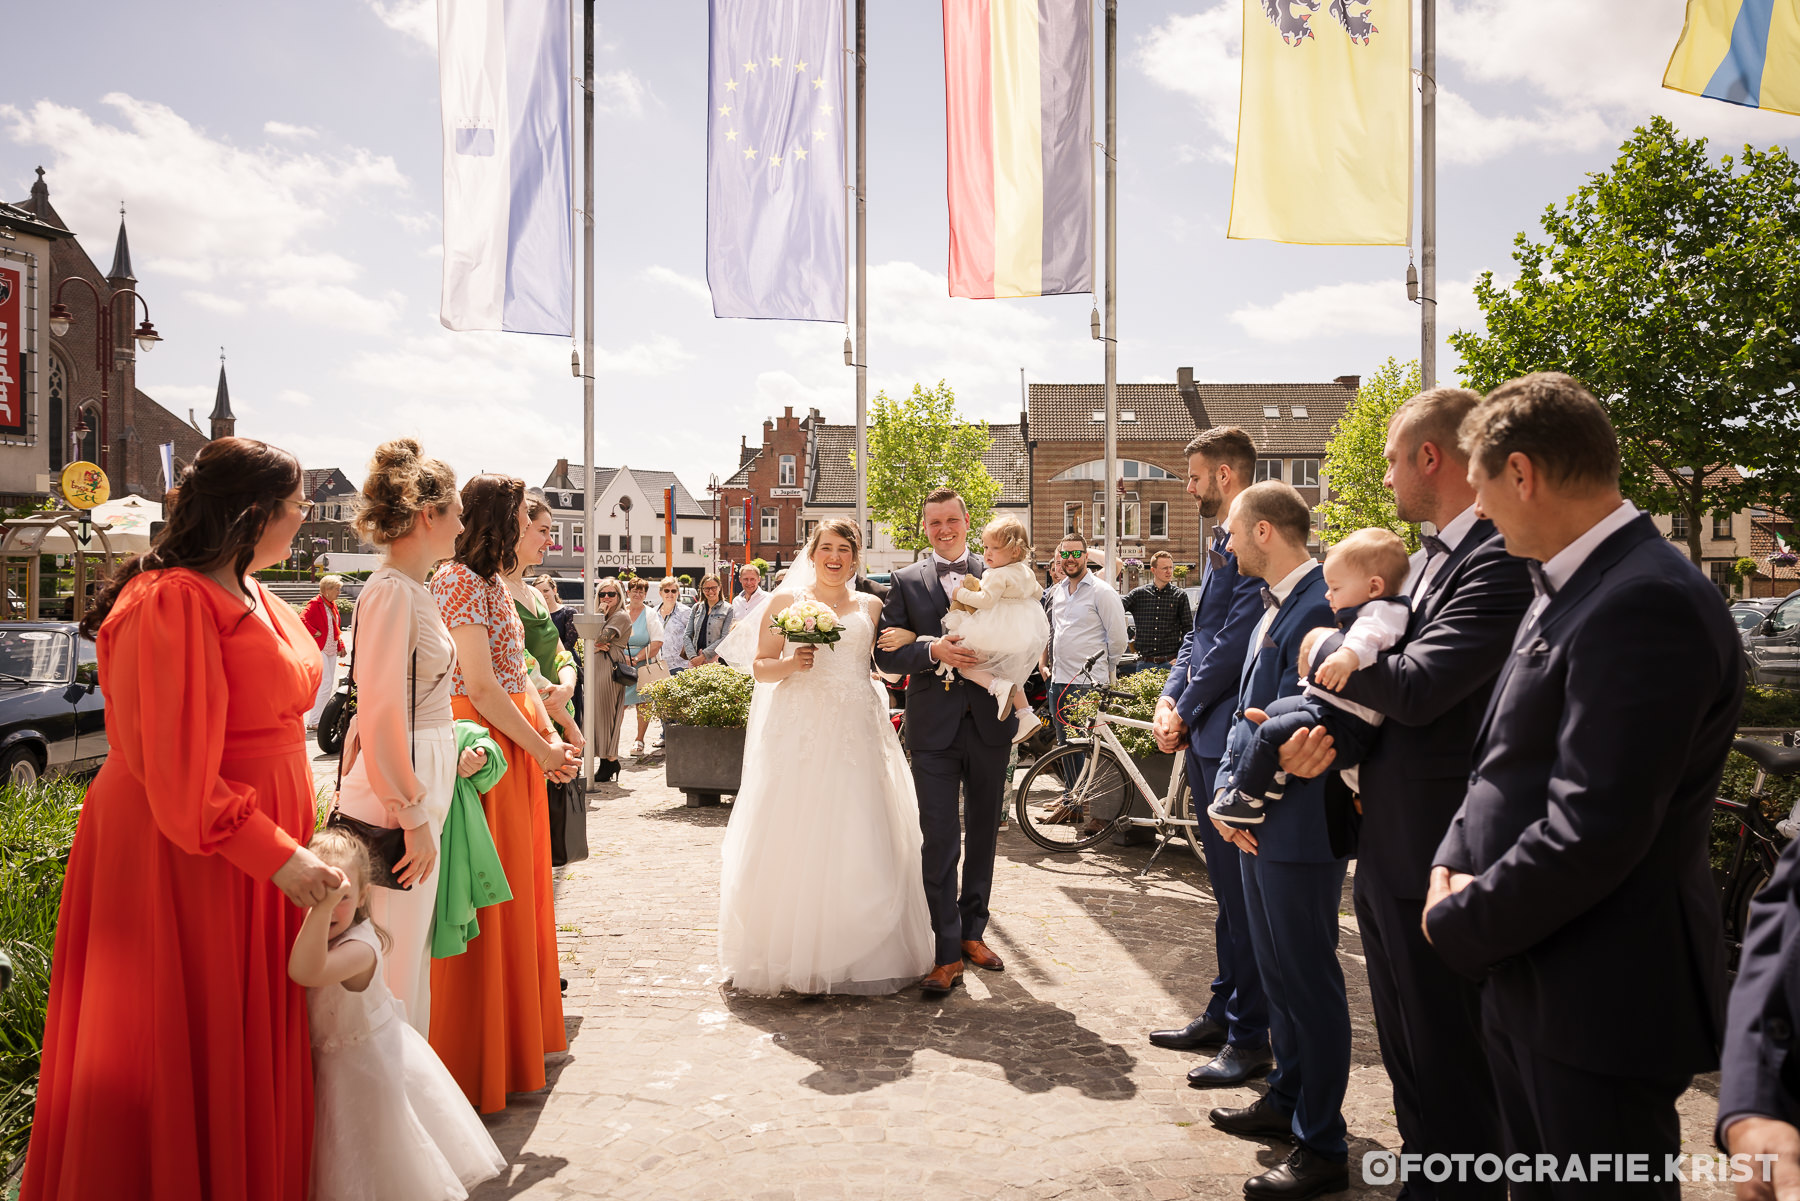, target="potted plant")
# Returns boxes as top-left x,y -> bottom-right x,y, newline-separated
642,663 -> 754,806
1172,564 -> 1190,583
1067,668 -> 1174,845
